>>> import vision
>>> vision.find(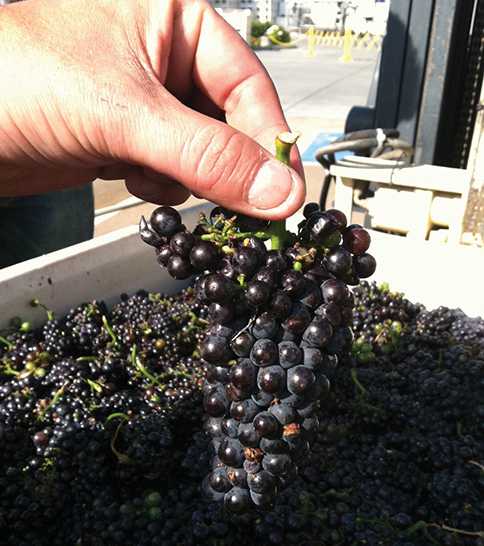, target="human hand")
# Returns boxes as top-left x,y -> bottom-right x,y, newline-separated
0,0 -> 305,219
